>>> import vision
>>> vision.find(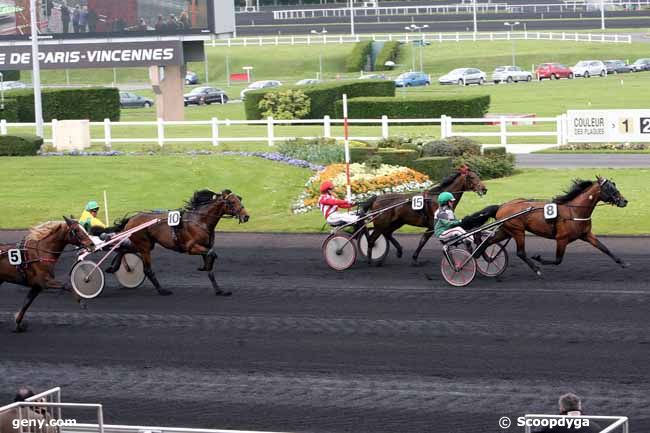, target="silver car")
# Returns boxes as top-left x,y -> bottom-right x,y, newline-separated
438,68 -> 487,86
492,66 -> 533,84
571,60 -> 607,78
240,80 -> 282,100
